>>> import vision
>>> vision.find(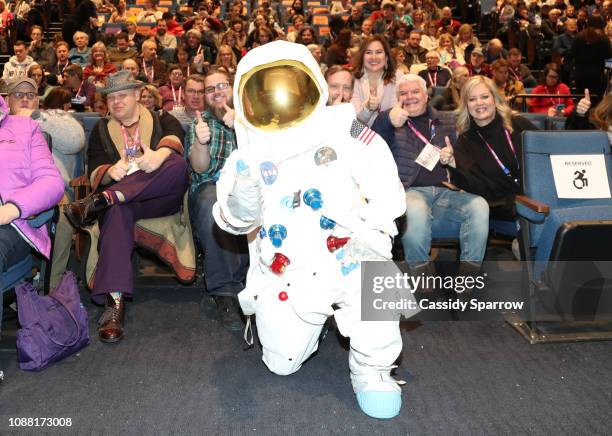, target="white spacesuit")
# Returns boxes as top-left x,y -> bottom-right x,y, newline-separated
213,41 -> 407,419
